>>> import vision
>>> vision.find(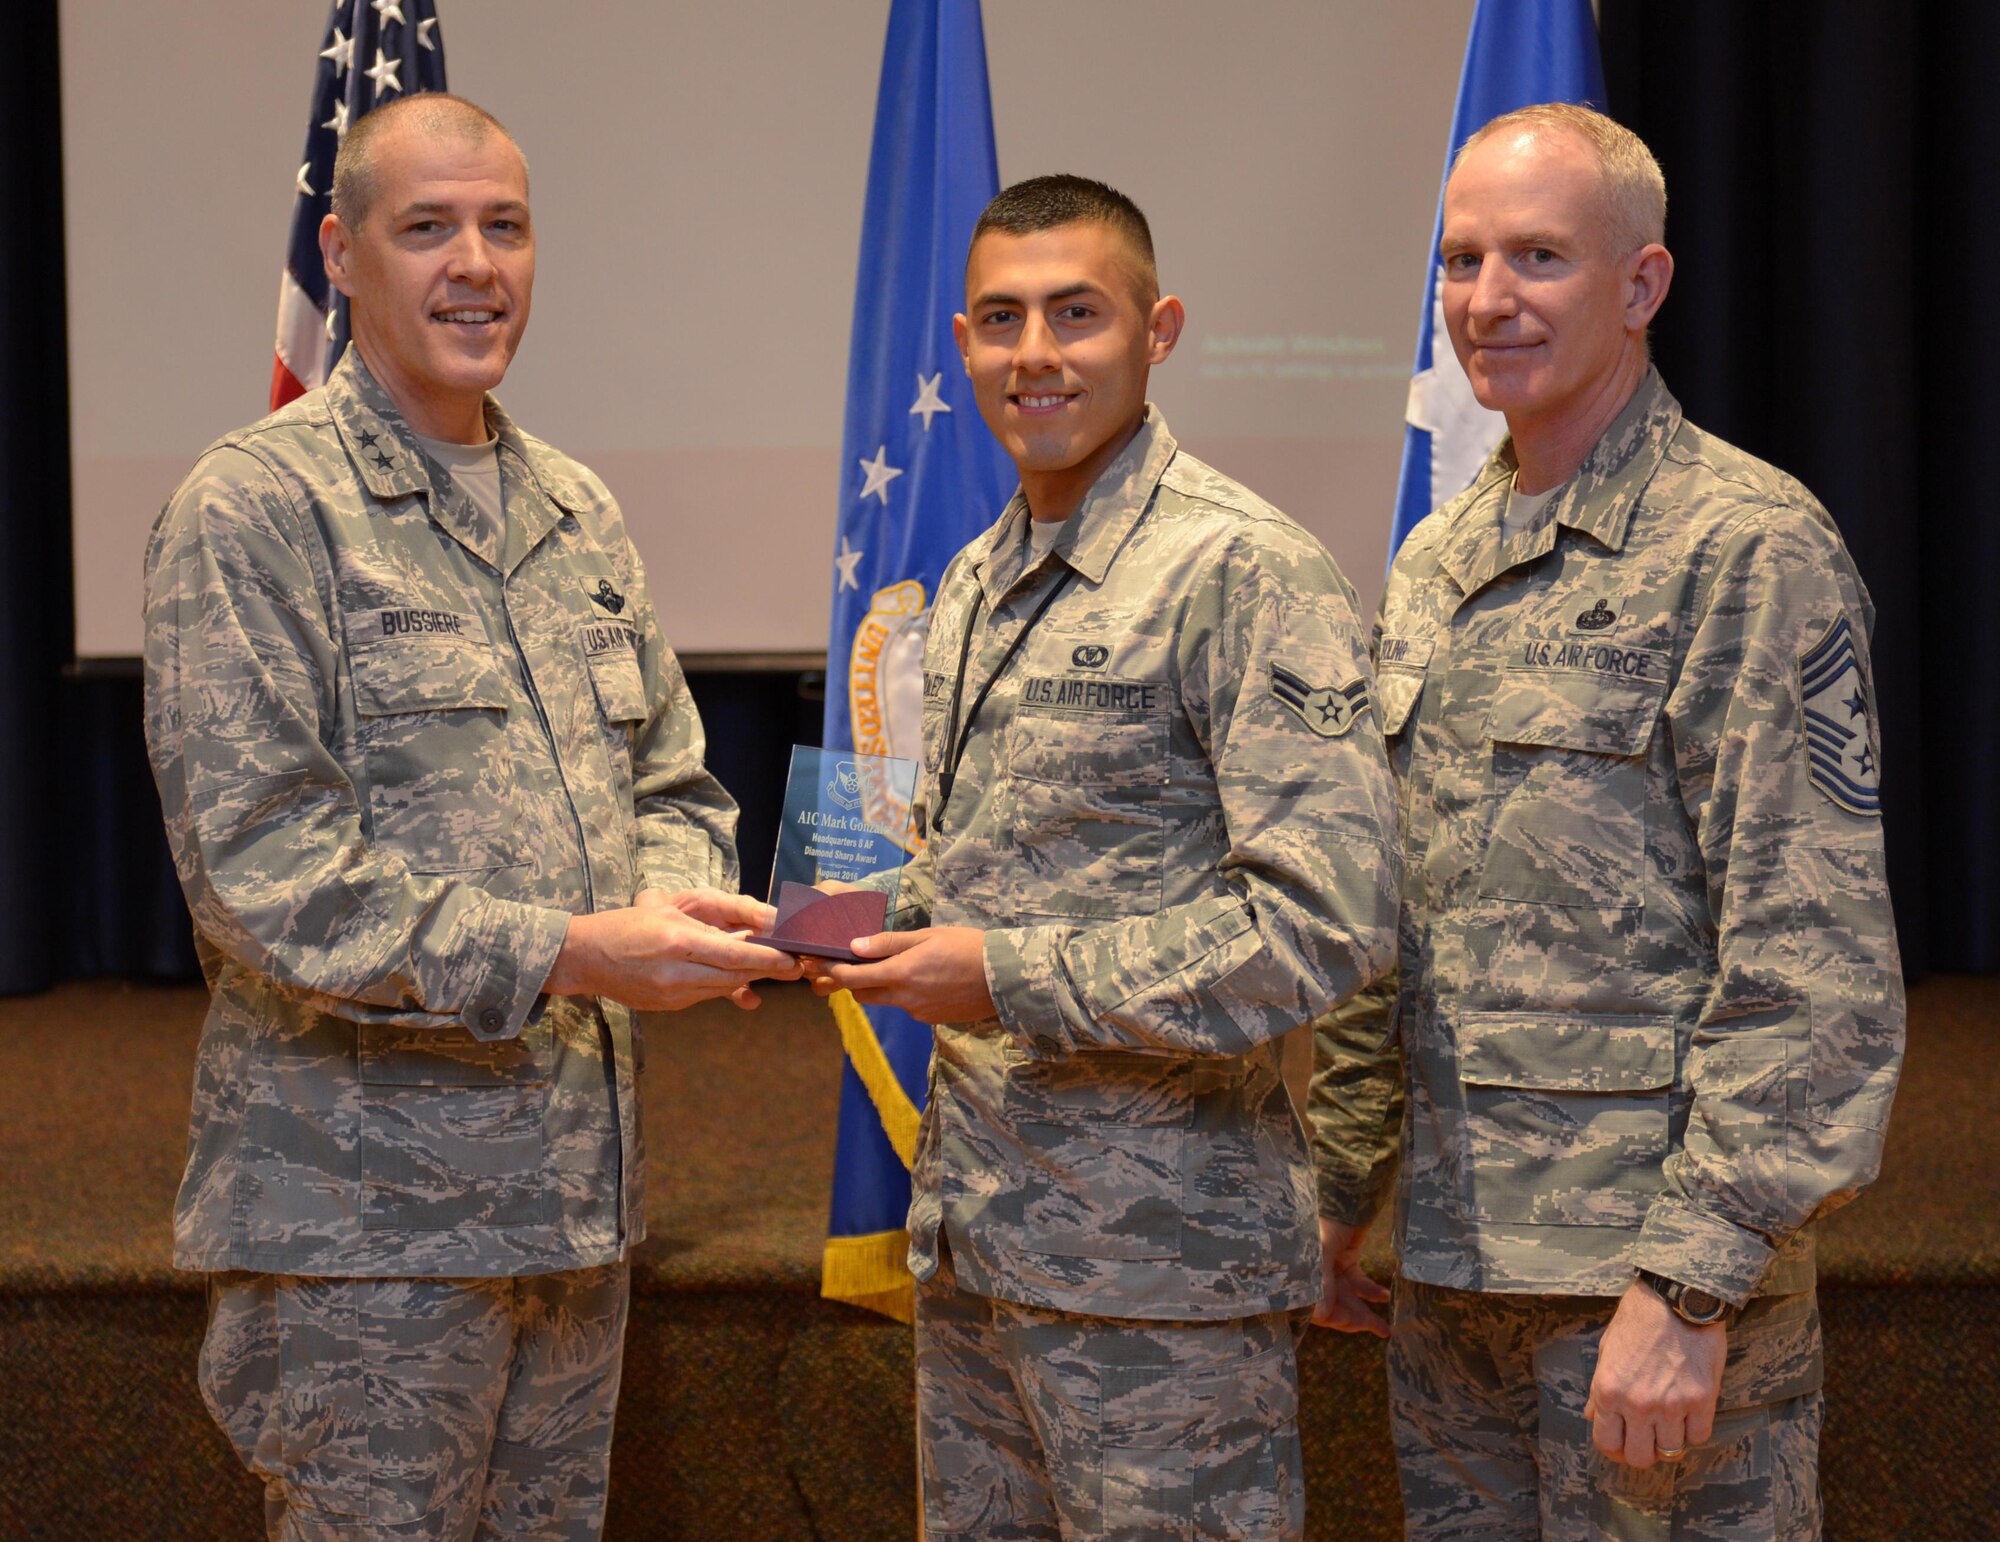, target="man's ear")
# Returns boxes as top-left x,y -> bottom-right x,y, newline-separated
1147,294 -> 1186,364
952,312 -> 972,374
1625,243 -> 1674,333
320,212 -> 359,301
